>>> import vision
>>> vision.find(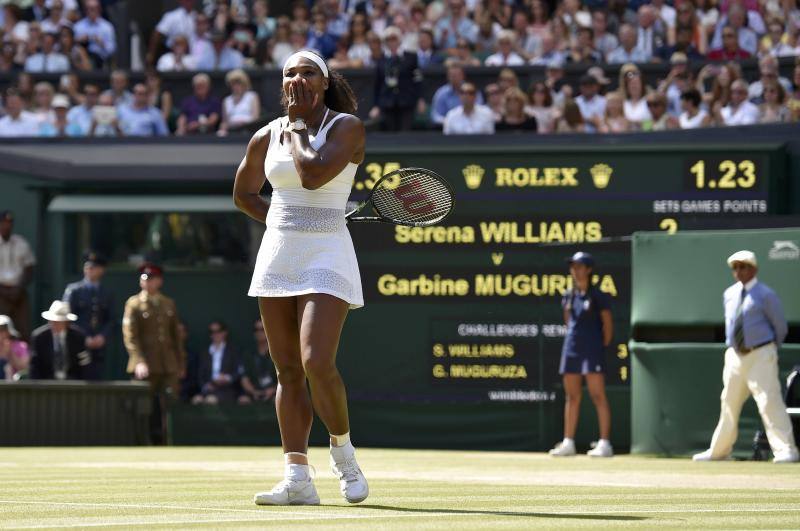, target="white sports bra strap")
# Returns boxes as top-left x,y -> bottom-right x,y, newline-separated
317,111 -> 347,139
